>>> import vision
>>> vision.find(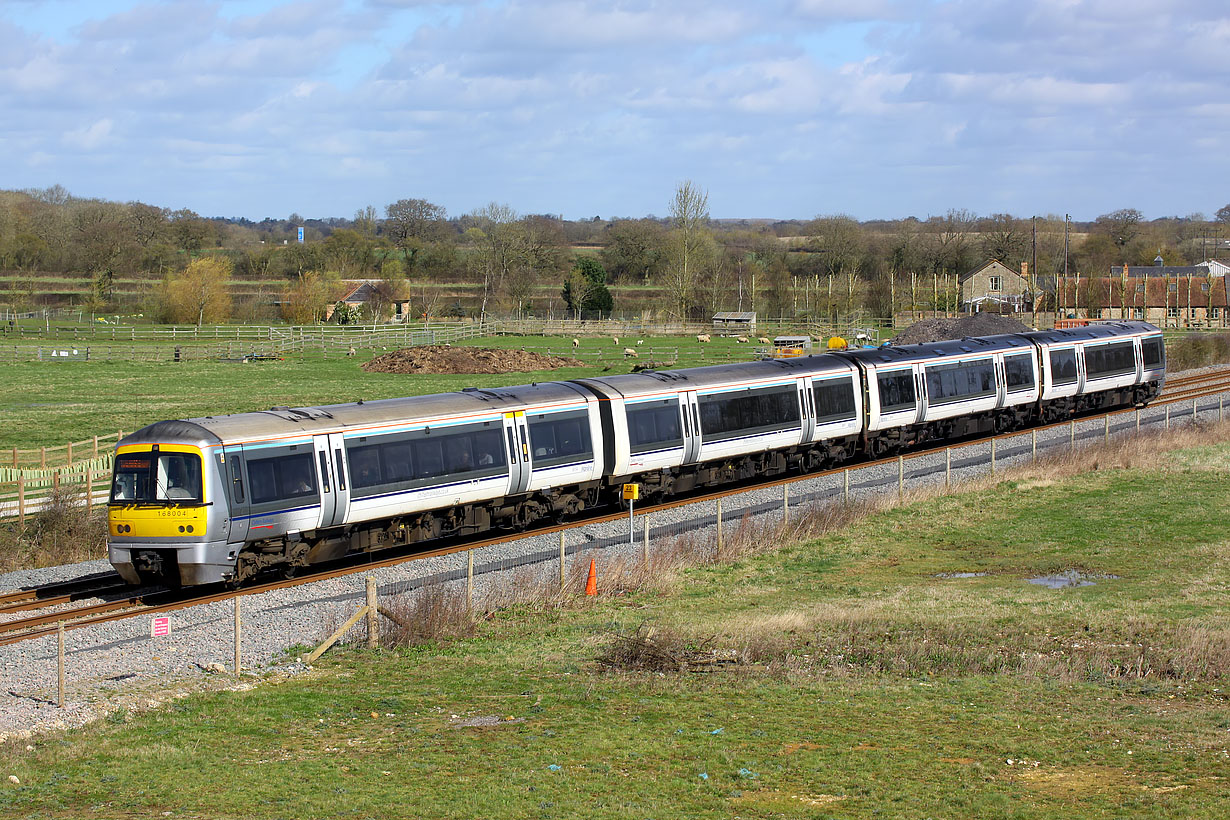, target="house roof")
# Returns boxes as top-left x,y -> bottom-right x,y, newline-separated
959,259 -> 1019,283
1111,265 -> 1211,278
